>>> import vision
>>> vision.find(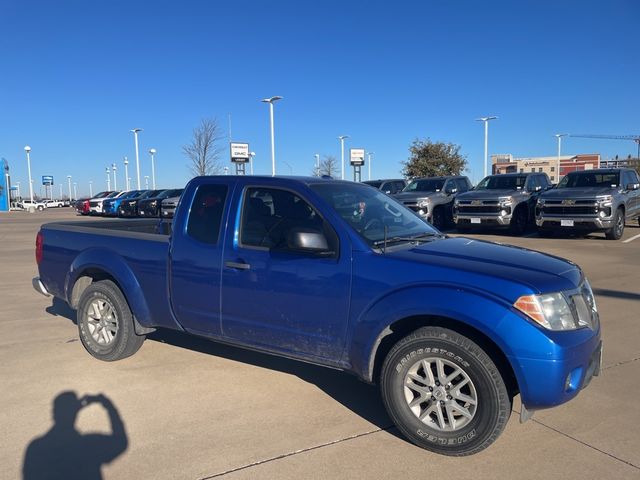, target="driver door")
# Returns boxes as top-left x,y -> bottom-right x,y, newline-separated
220,186 -> 351,360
